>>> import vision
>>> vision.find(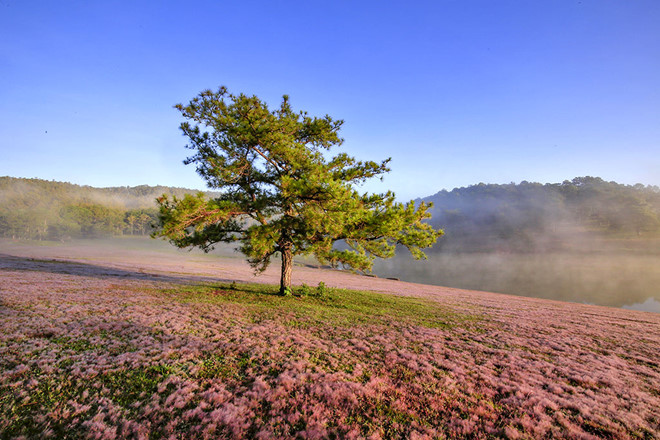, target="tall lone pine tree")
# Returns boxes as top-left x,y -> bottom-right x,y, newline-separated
155,87 -> 442,295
